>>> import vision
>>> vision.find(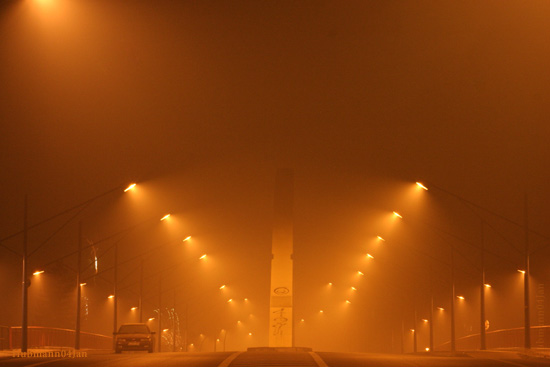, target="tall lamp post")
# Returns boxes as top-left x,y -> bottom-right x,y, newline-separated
21,196 -> 29,353
418,182 -> 535,350
524,194 -> 531,349
450,242 -> 456,352
75,222 -> 83,350
11,184 -> 136,353
480,222 -> 486,350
